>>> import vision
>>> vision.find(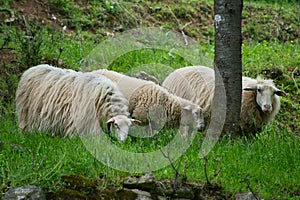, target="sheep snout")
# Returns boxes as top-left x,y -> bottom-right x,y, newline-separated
197,123 -> 205,131
262,104 -> 272,112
